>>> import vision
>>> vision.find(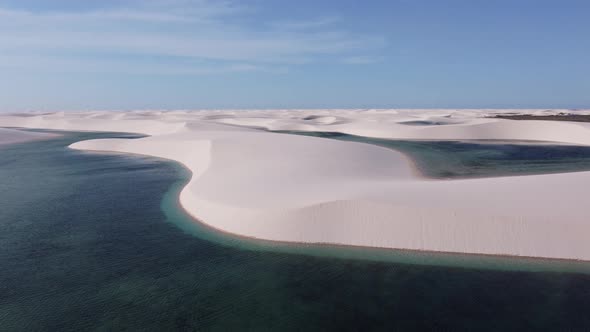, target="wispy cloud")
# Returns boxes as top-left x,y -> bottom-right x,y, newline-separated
0,54 -> 283,76
340,55 -> 383,65
0,8 -> 192,23
0,1 -> 385,75
269,17 -> 341,31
